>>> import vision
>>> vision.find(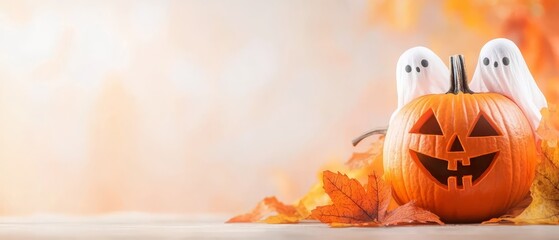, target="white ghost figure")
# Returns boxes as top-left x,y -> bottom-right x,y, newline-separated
390,47 -> 449,122
470,38 -> 547,132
